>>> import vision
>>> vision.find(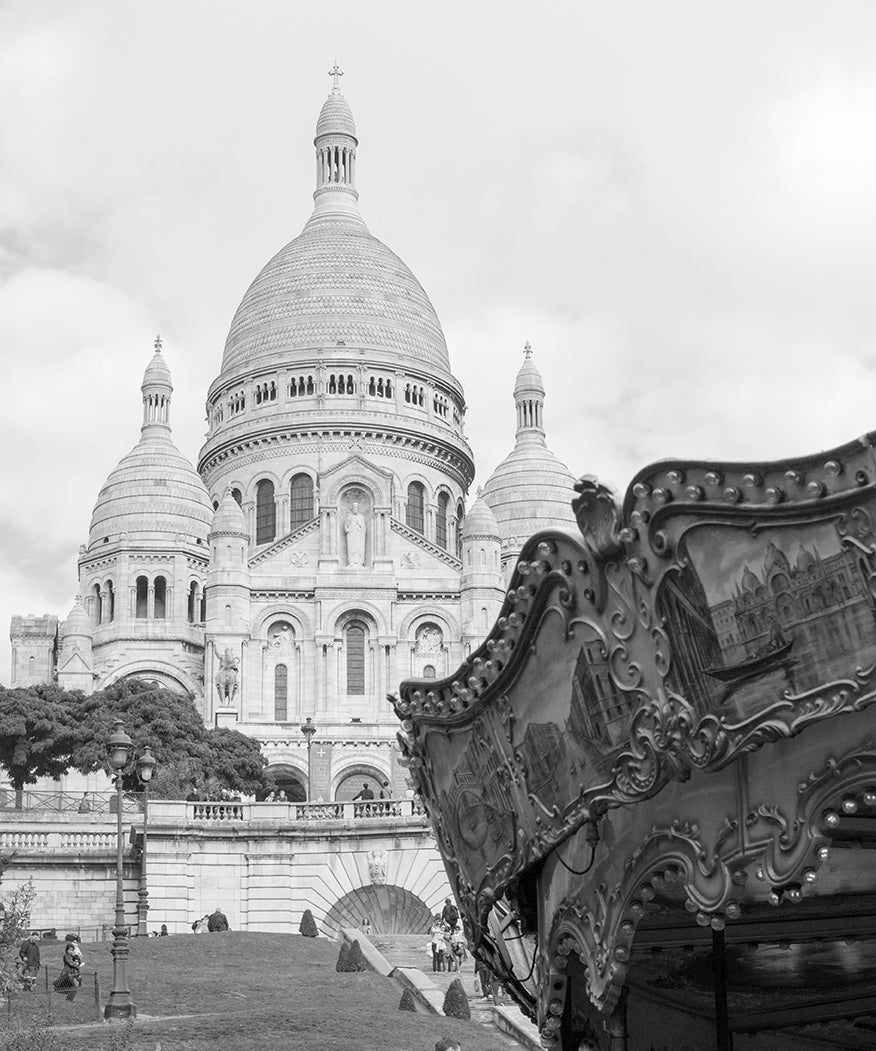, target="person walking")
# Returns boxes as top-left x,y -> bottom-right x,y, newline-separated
207,906 -> 230,932
441,897 -> 459,928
